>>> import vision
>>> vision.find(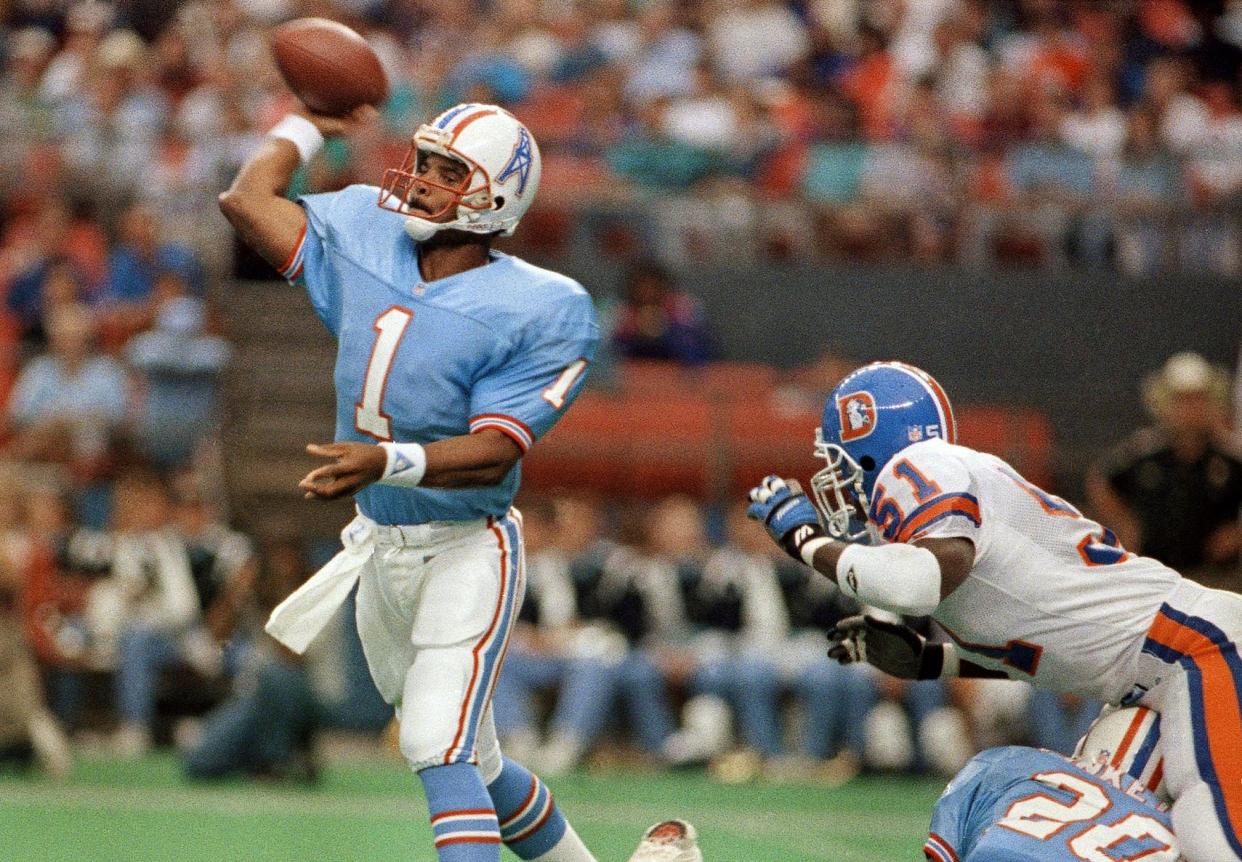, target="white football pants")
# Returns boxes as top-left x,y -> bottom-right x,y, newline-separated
354,508 -> 525,778
1139,580 -> 1242,862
